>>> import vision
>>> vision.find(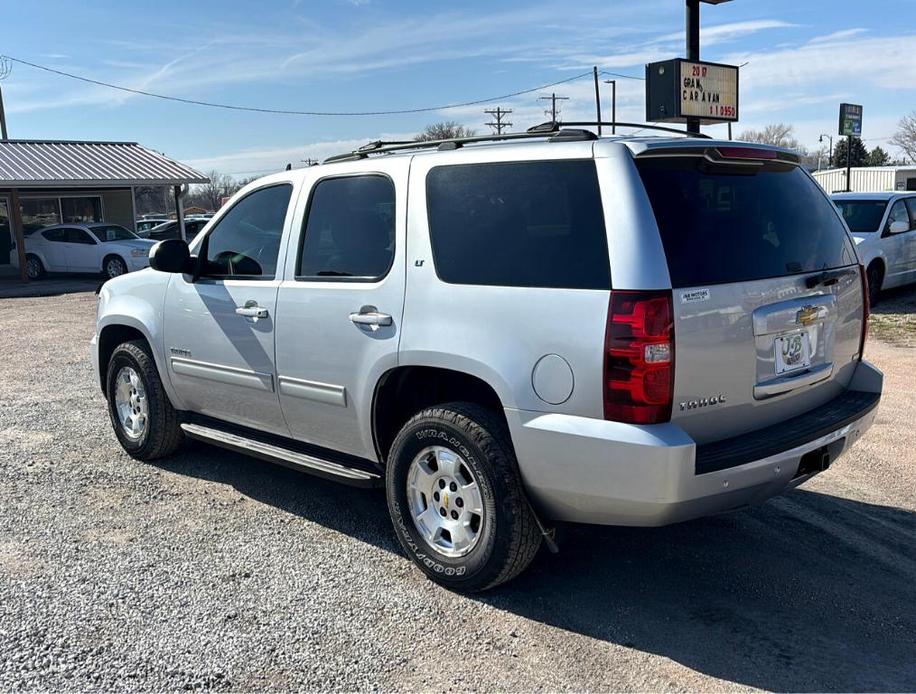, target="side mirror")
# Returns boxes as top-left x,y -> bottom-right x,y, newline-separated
149,239 -> 192,273
889,220 -> 909,234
